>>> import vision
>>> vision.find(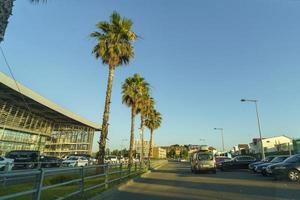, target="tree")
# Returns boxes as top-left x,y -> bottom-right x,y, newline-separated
145,109 -> 162,161
122,74 -> 149,166
90,12 -> 137,165
0,0 -> 46,42
136,94 -> 154,165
